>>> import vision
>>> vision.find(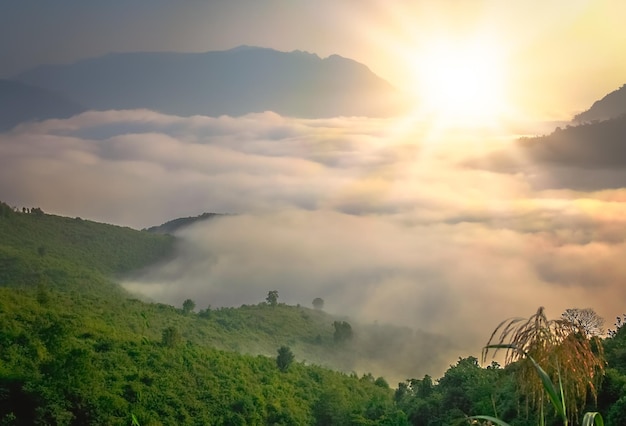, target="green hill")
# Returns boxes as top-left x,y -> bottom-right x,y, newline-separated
3,201 -> 626,425
0,202 -> 407,425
